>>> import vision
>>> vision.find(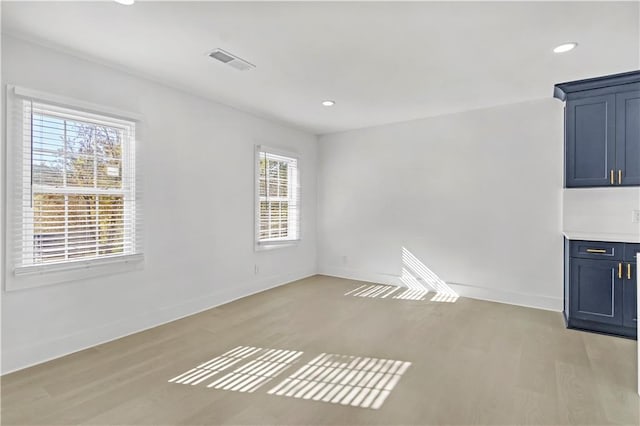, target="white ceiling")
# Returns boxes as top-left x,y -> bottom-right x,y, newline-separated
2,1 -> 639,135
